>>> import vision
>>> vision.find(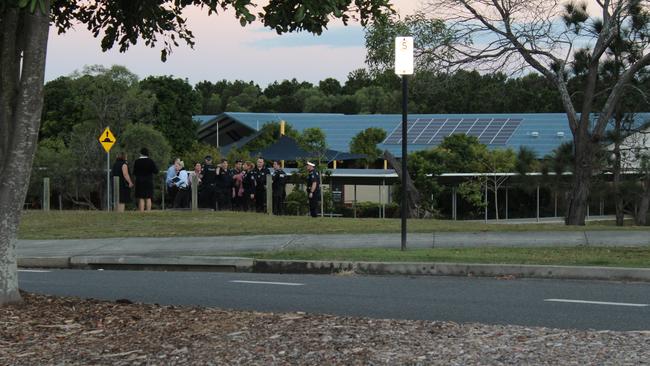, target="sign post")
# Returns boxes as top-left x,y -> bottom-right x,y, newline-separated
98,127 -> 116,212
395,36 -> 414,251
